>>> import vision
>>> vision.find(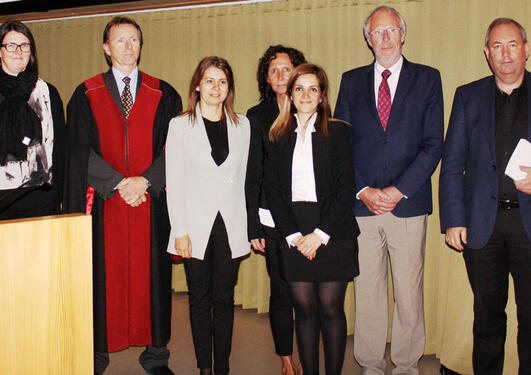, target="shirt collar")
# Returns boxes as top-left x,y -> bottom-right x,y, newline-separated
294,112 -> 318,134
375,55 -> 403,77
112,66 -> 139,87
495,77 -> 526,98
